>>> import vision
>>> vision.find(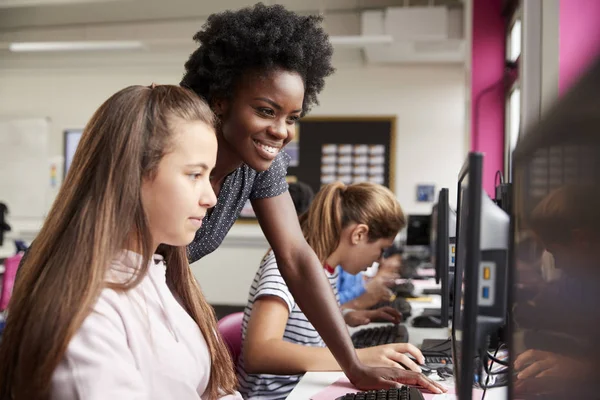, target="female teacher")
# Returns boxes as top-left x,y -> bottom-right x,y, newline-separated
181,3 -> 441,392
